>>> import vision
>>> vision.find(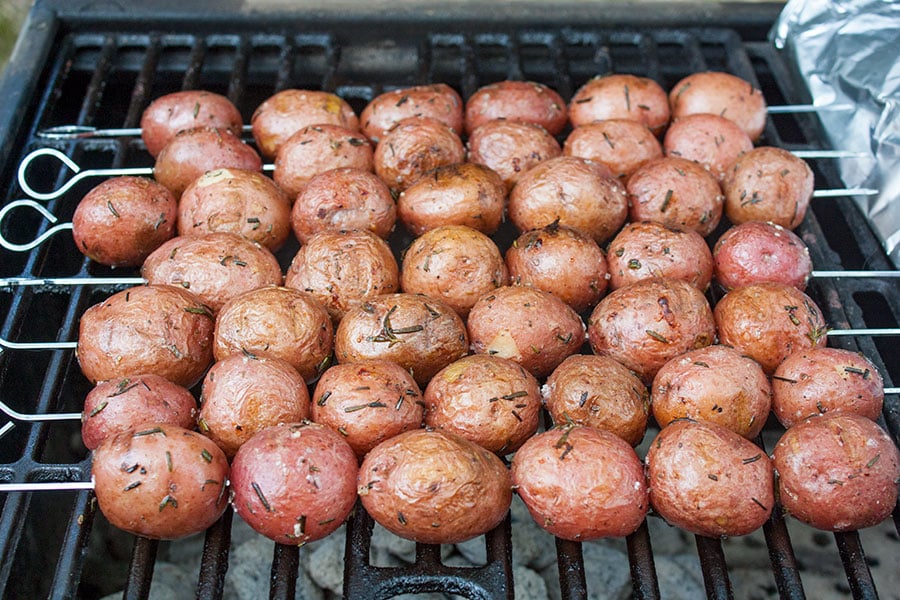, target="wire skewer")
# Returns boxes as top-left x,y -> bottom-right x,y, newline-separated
37,124 -> 255,140
0,482 -> 94,492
